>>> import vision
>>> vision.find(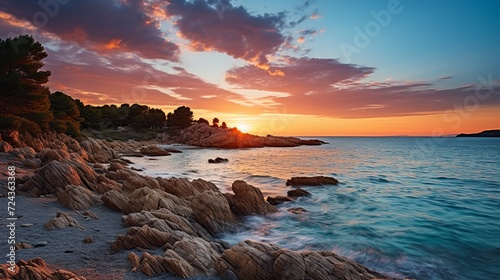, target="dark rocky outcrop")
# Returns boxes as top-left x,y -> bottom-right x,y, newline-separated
176,123 -> 326,148
208,157 -> 228,163
266,196 -> 293,205
225,180 -> 278,216
287,188 -> 312,197
456,129 -> 500,137
286,176 -> 339,186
